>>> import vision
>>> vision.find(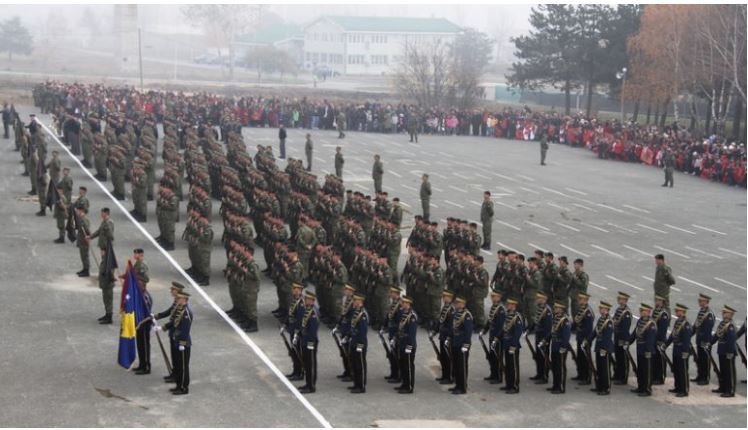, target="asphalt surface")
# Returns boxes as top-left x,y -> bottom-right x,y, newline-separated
0,104 -> 745,427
